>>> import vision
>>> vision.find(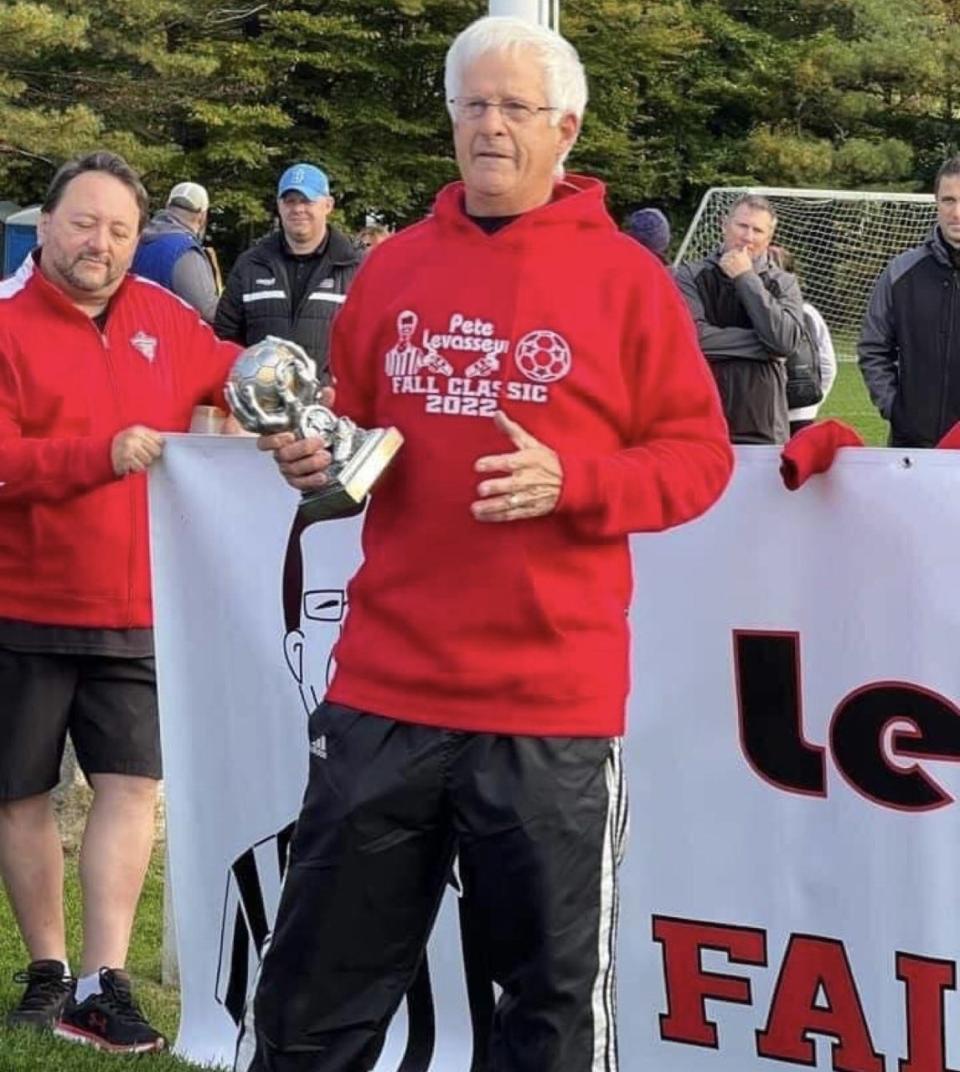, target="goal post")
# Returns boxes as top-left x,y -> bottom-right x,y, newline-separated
488,0 -> 559,28
674,187 -> 937,359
